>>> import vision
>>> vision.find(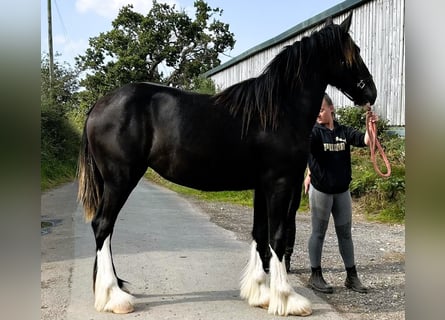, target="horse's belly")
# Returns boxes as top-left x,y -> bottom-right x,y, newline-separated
150,150 -> 255,191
